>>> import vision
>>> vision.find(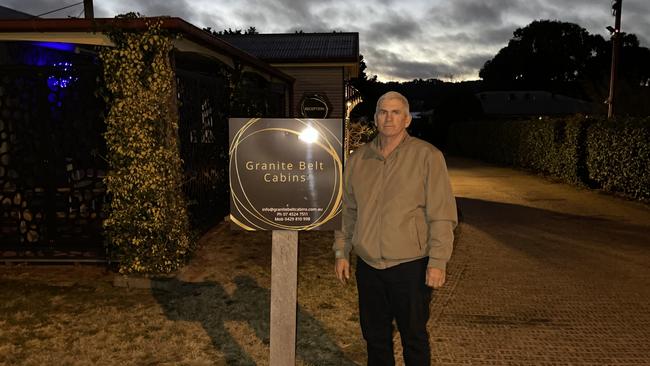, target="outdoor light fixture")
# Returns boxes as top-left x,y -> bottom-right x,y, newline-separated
31,41 -> 76,52
606,25 -> 616,34
299,126 -> 319,143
